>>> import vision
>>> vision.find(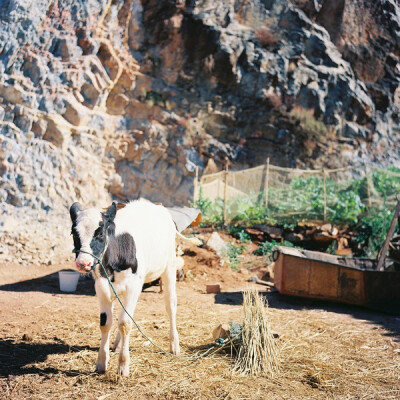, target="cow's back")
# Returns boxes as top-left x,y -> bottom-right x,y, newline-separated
114,200 -> 176,282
